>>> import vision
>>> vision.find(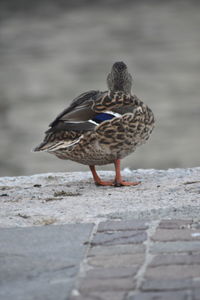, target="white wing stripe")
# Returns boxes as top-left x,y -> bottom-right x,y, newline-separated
47,135 -> 83,152
105,111 -> 122,117
88,120 -> 98,125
